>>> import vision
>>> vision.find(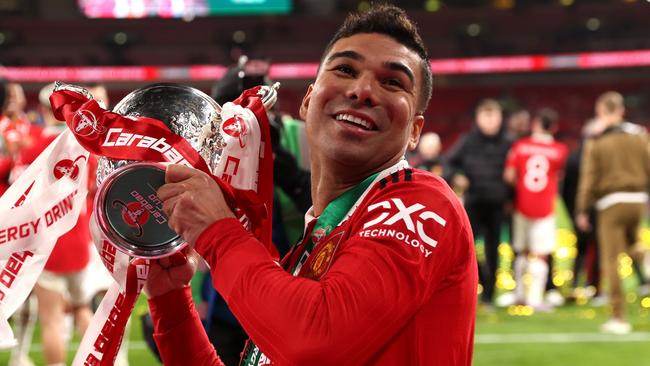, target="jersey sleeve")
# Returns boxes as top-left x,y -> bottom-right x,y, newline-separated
575,139 -> 598,214
148,286 -> 225,366
195,178 -> 474,365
